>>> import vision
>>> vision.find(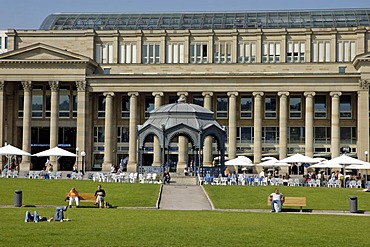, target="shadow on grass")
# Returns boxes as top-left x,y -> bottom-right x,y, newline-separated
282,208 -> 312,213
